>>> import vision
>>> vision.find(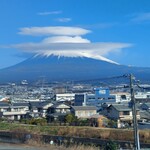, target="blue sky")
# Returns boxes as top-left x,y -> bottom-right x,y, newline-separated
0,0 -> 150,68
